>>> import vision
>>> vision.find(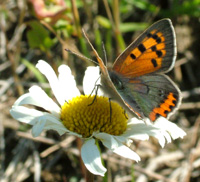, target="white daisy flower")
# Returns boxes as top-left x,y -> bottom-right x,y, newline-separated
10,60 -> 186,176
